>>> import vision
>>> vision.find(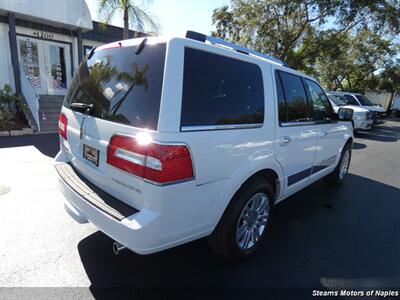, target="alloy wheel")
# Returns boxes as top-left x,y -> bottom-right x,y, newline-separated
236,192 -> 270,250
